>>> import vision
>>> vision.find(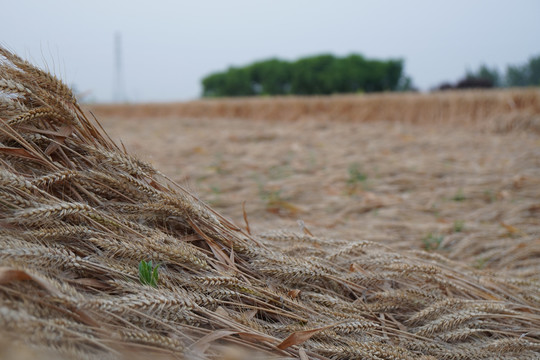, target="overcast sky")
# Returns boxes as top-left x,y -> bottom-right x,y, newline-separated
2,0 -> 539,102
